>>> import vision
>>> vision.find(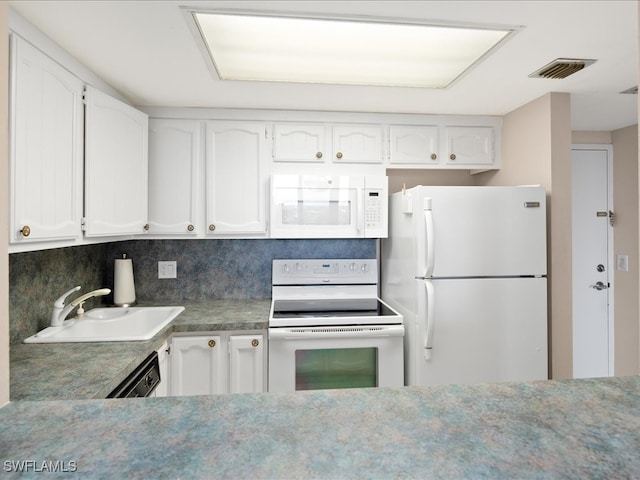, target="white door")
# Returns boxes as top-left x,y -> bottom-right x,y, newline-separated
572,146 -> 613,378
